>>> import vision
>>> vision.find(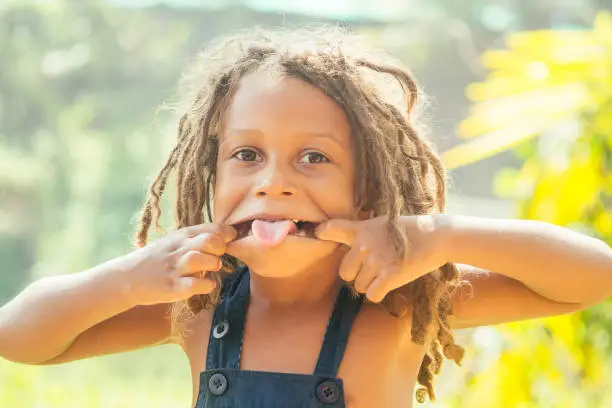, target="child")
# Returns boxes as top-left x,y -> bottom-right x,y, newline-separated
1,25 -> 611,407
